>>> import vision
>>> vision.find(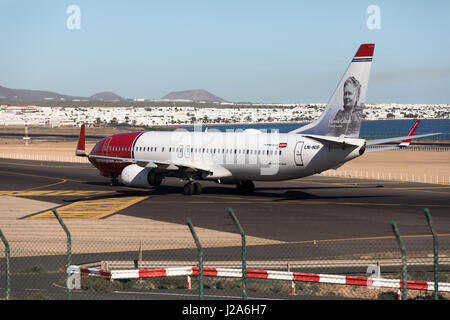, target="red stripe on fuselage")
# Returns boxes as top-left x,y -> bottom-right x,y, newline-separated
89,131 -> 144,177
